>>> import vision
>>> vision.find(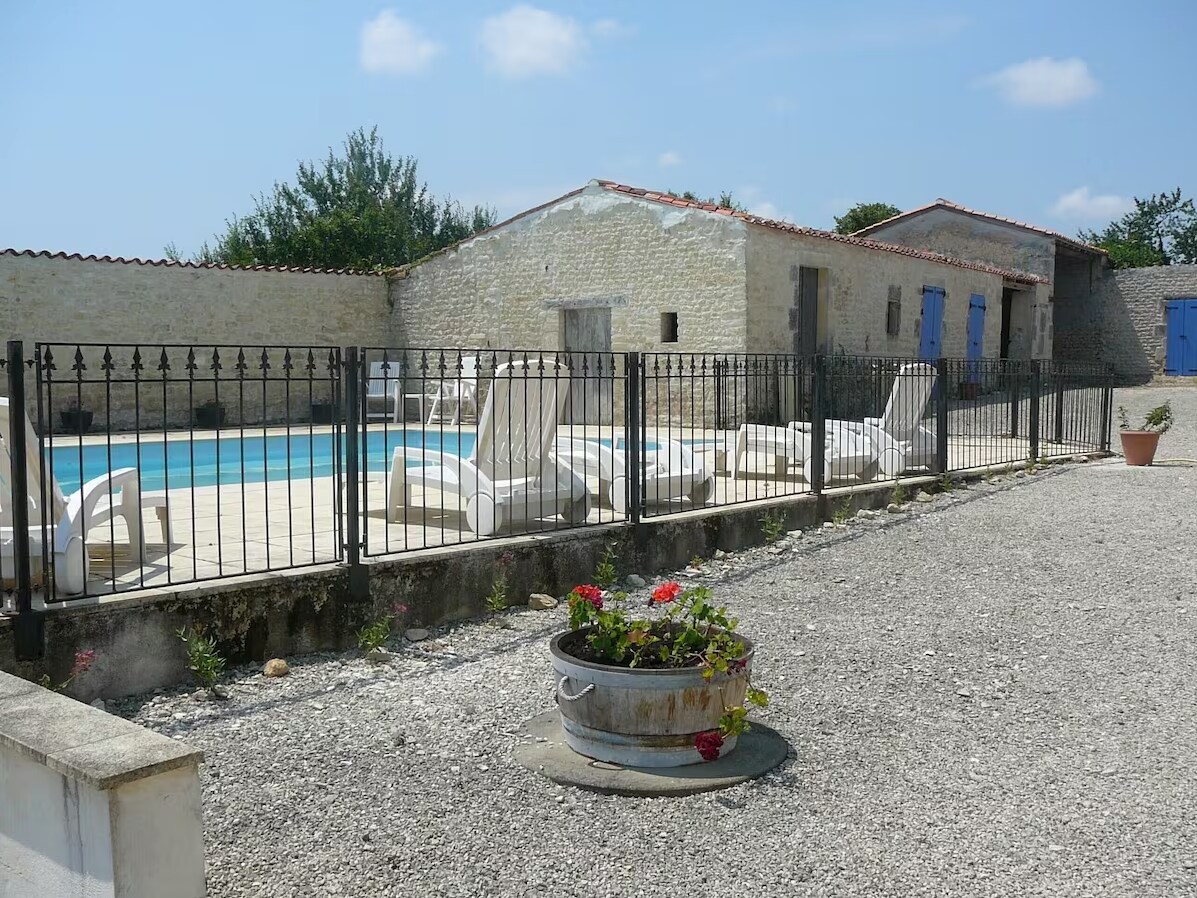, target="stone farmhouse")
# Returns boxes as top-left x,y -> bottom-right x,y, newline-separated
3,180 -> 1196,384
